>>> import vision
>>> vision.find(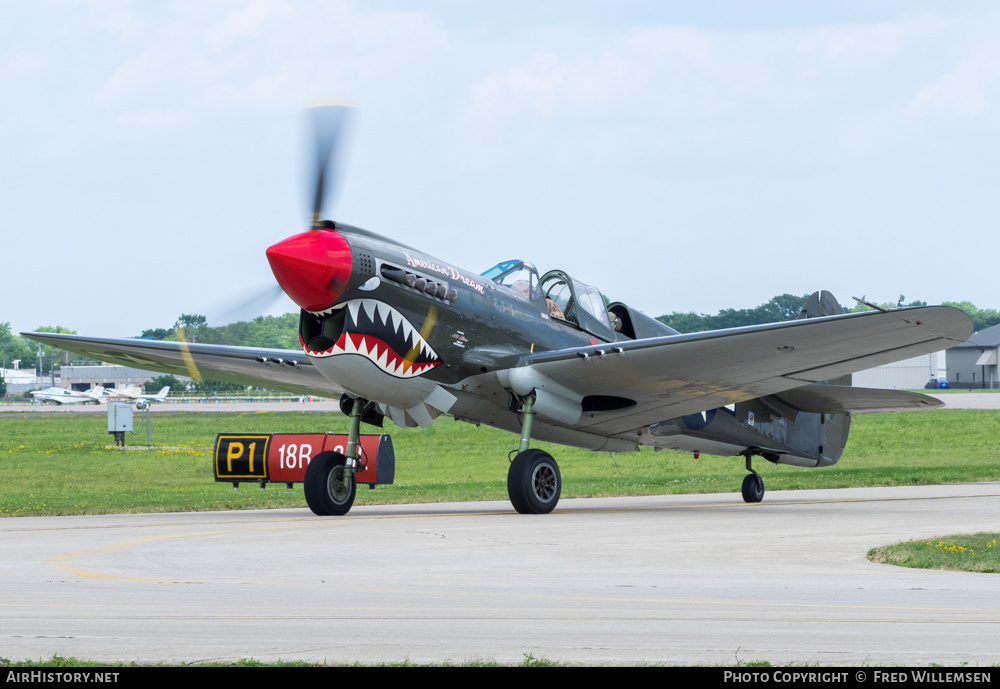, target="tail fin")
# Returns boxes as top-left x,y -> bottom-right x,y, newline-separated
797,291 -> 850,386
153,386 -> 170,401
796,290 -> 843,319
